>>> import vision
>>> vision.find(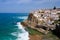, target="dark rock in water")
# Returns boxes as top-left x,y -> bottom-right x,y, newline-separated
21,22 -> 28,26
